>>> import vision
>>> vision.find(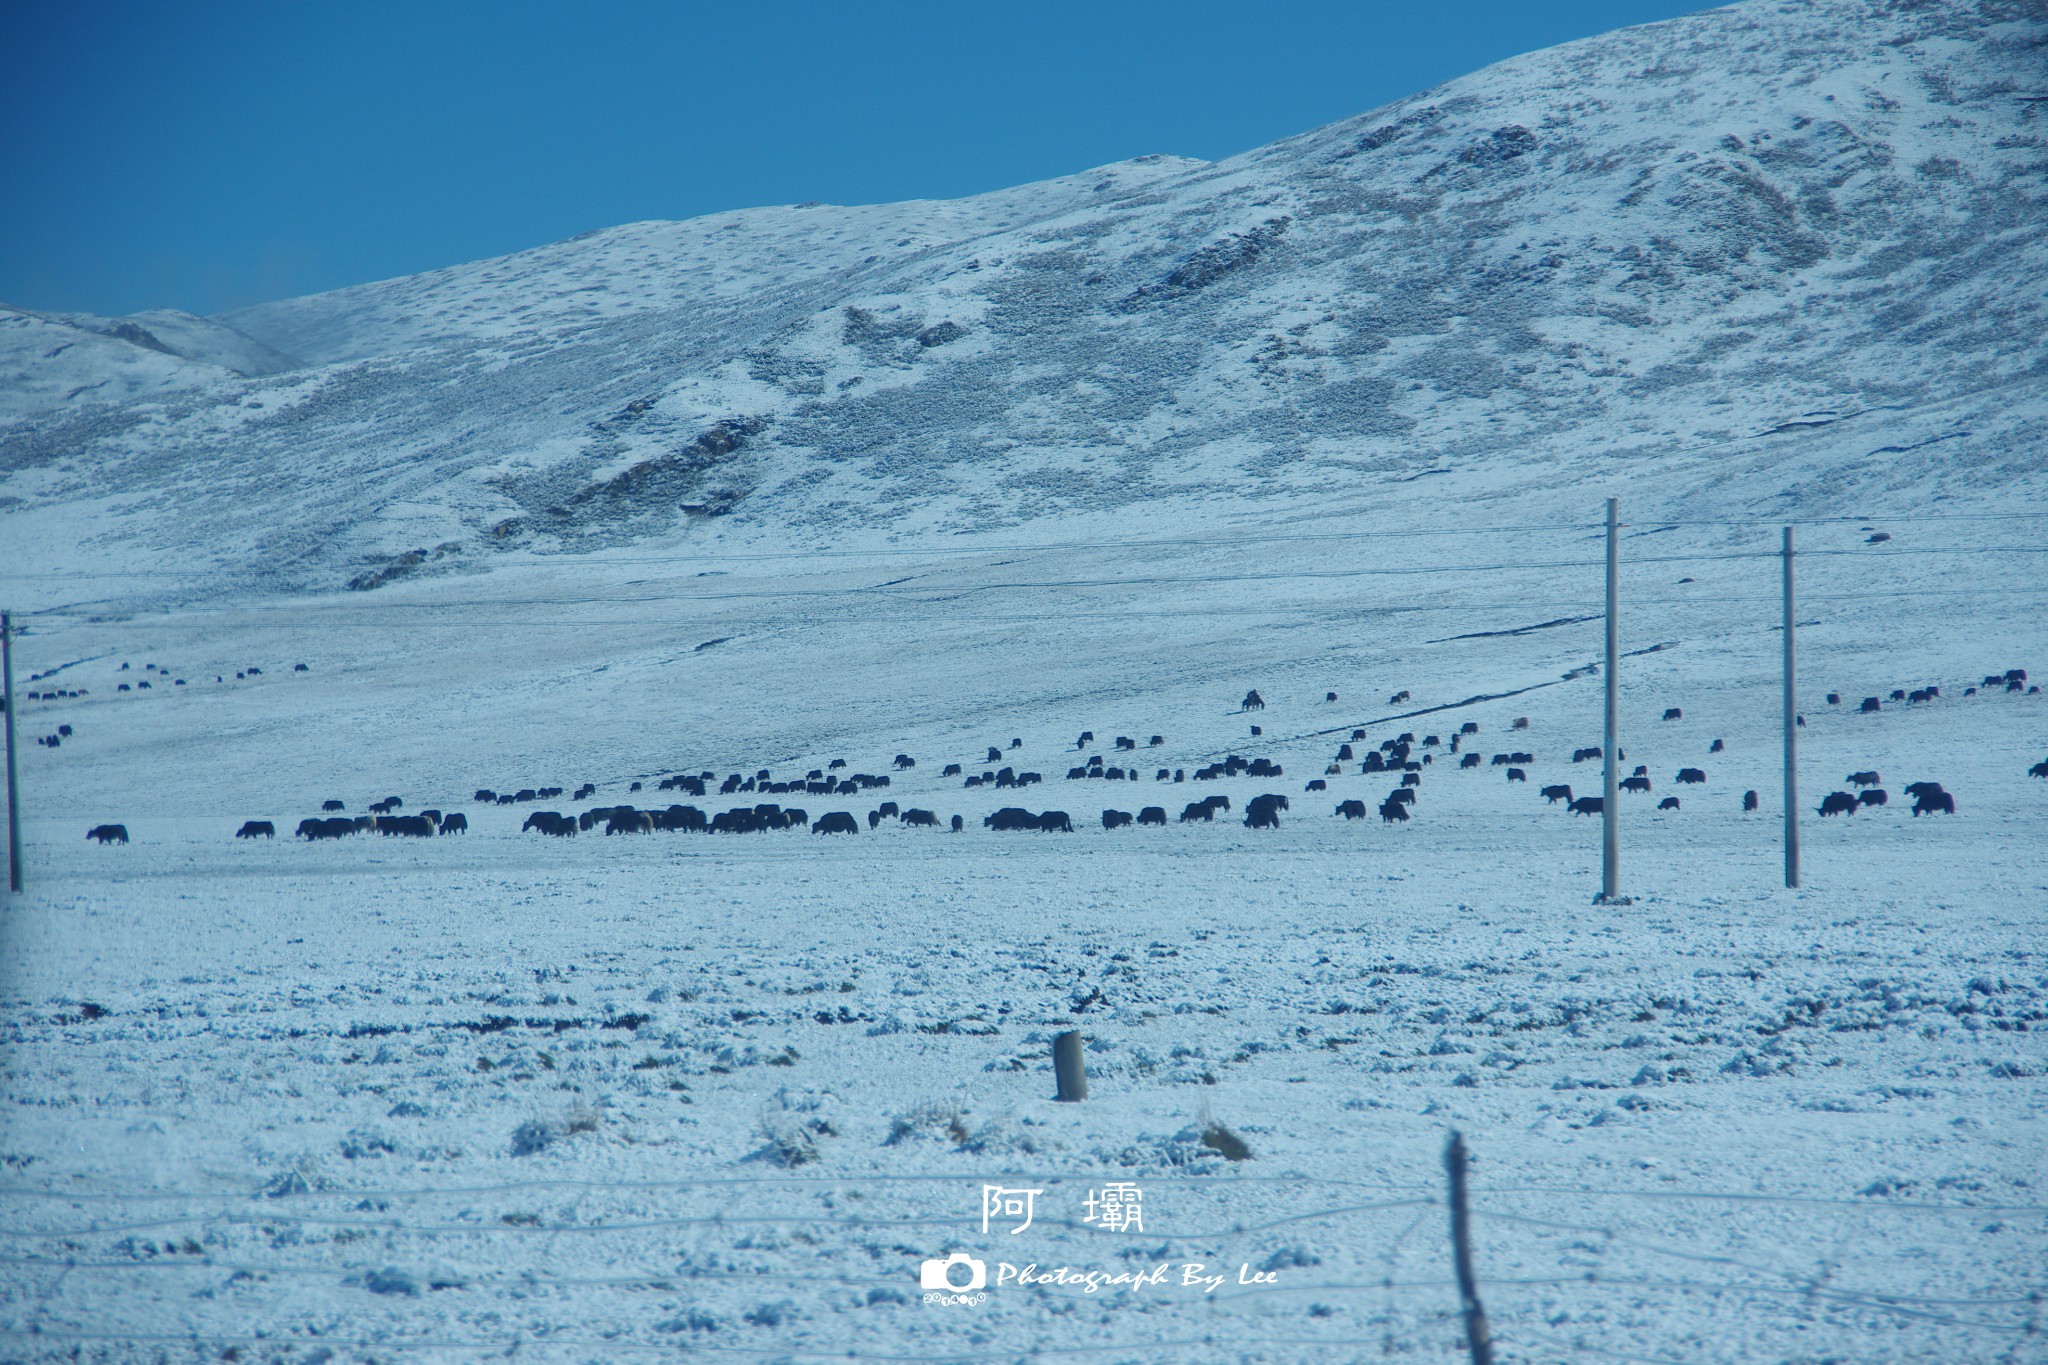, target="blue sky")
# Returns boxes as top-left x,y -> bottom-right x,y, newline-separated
1,1 -> 1709,318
